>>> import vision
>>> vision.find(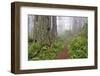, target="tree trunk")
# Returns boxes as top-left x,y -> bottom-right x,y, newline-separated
33,15 -> 52,46
51,16 -> 57,41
